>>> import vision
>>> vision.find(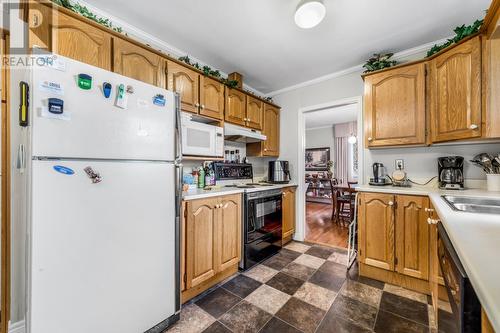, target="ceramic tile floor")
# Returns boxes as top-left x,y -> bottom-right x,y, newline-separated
166,242 -> 449,333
